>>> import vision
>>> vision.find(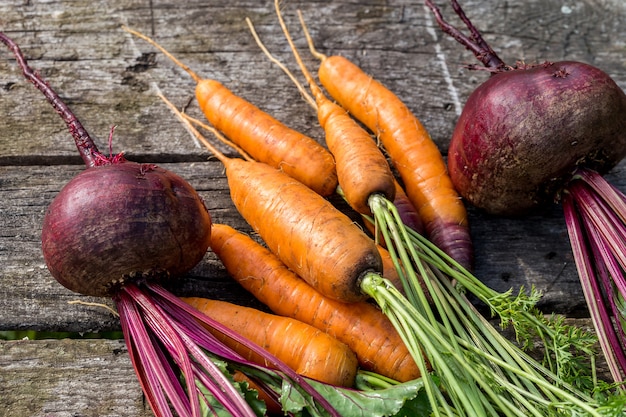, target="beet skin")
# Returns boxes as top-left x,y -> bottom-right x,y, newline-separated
42,162 -> 212,297
448,61 -> 626,215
